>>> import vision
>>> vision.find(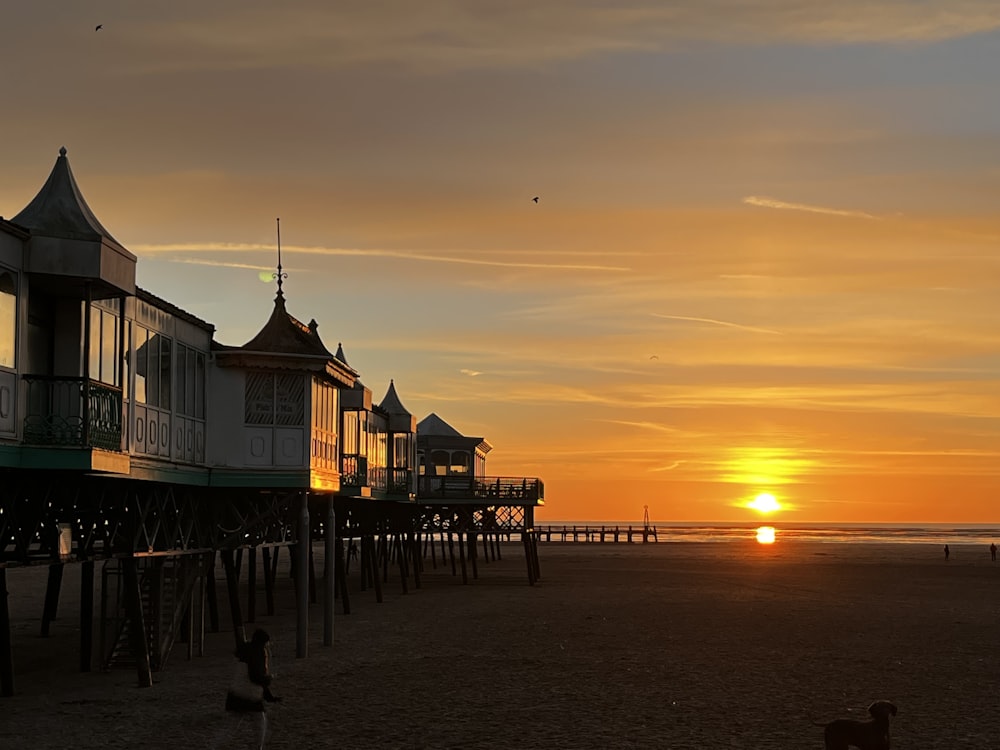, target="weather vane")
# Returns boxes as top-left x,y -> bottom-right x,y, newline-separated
273,217 -> 287,296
